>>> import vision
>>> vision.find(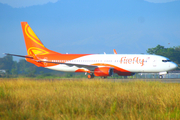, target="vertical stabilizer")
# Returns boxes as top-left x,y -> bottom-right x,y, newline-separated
21,22 -> 59,57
